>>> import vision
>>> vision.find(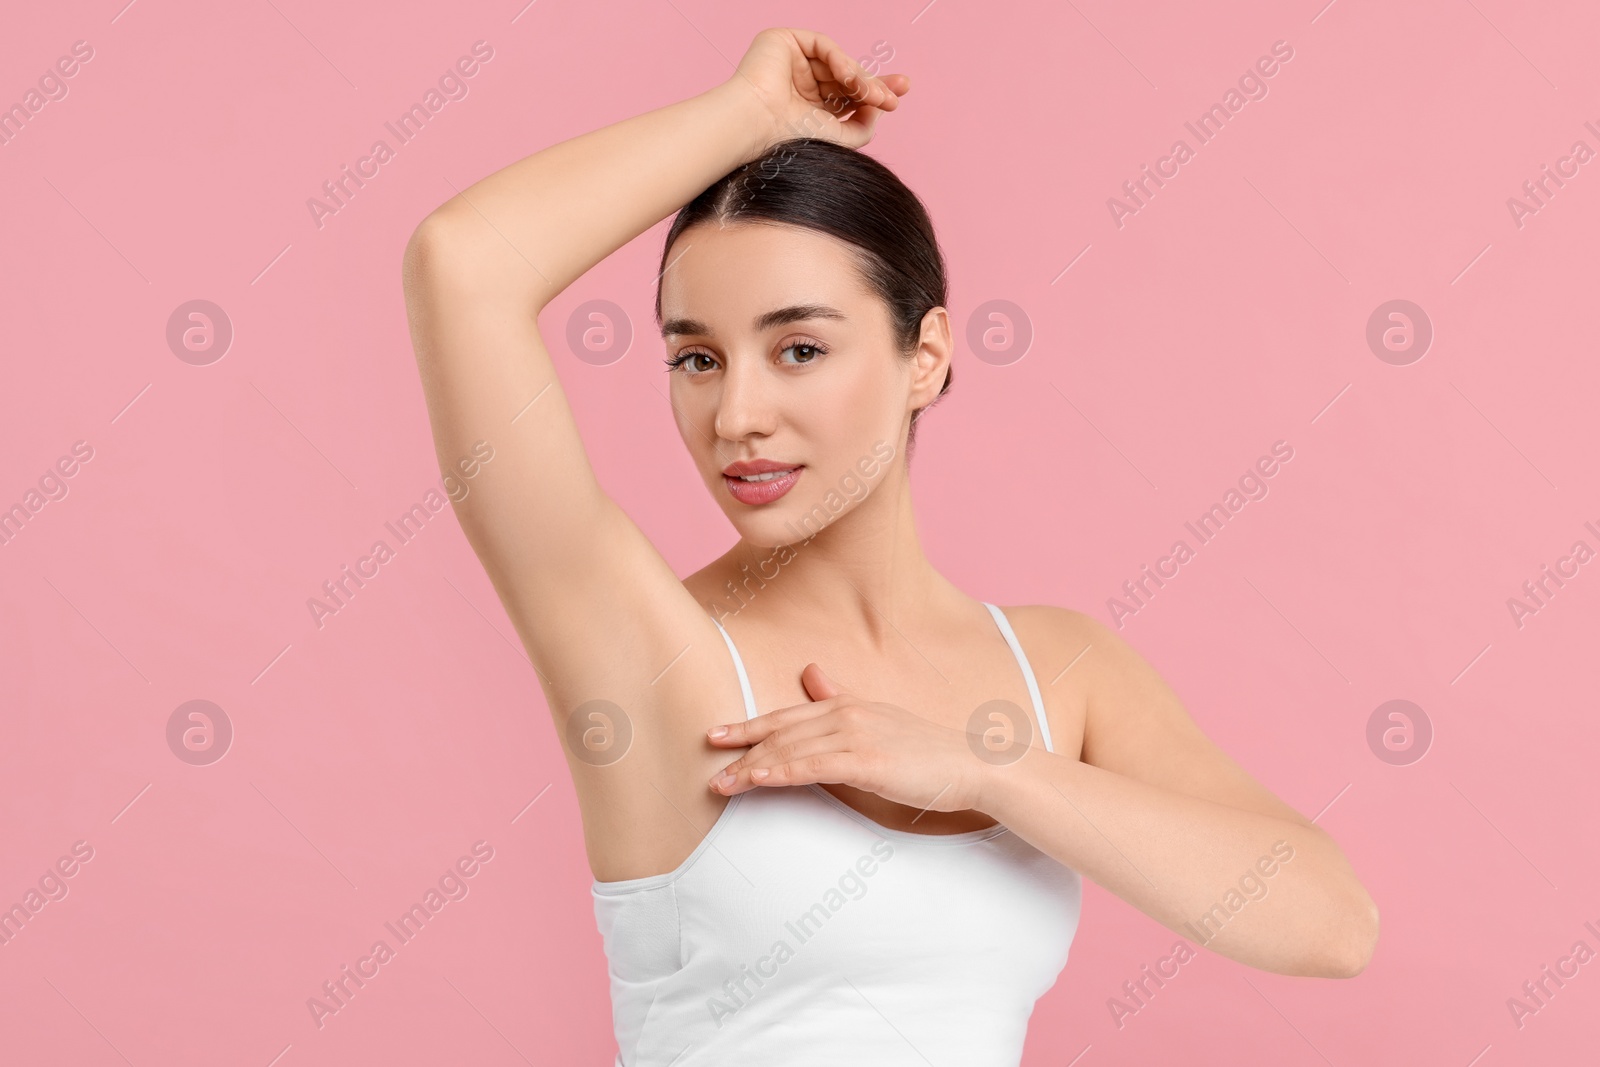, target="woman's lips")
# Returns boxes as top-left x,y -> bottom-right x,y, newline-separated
723,466 -> 802,505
